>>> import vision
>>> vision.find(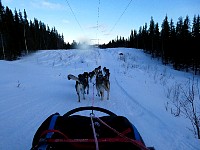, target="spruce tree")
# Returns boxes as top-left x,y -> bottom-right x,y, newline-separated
154,23 -> 160,58
0,0 -> 5,59
149,16 -> 155,55
161,15 -> 170,64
